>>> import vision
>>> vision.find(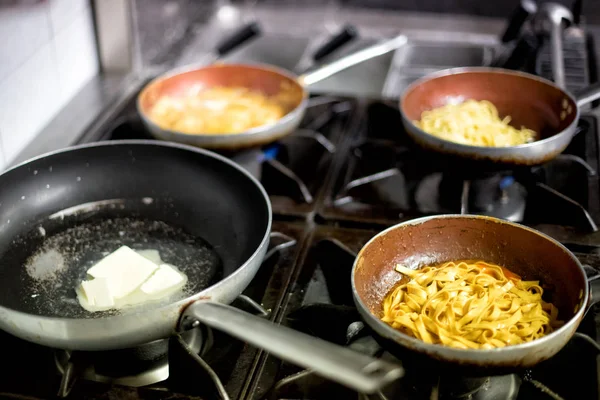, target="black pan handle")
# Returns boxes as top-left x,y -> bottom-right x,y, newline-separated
216,22 -> 261,56
312,24 -> 358,62
501,0 -> 538,43
572,0 -> 583,25
494,33 -> 540,69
